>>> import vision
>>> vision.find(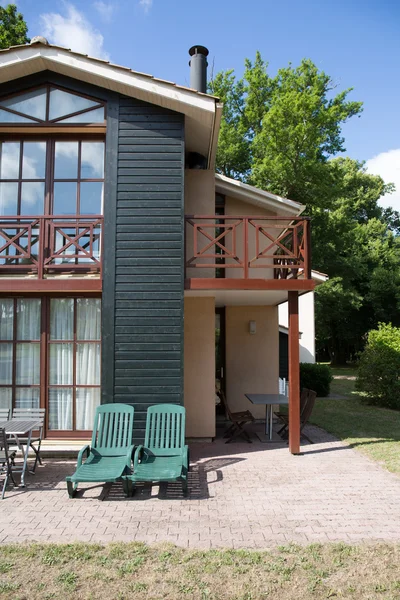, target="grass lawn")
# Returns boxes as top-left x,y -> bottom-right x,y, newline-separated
309,366 -> 400,475
1,542 -> 400,600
